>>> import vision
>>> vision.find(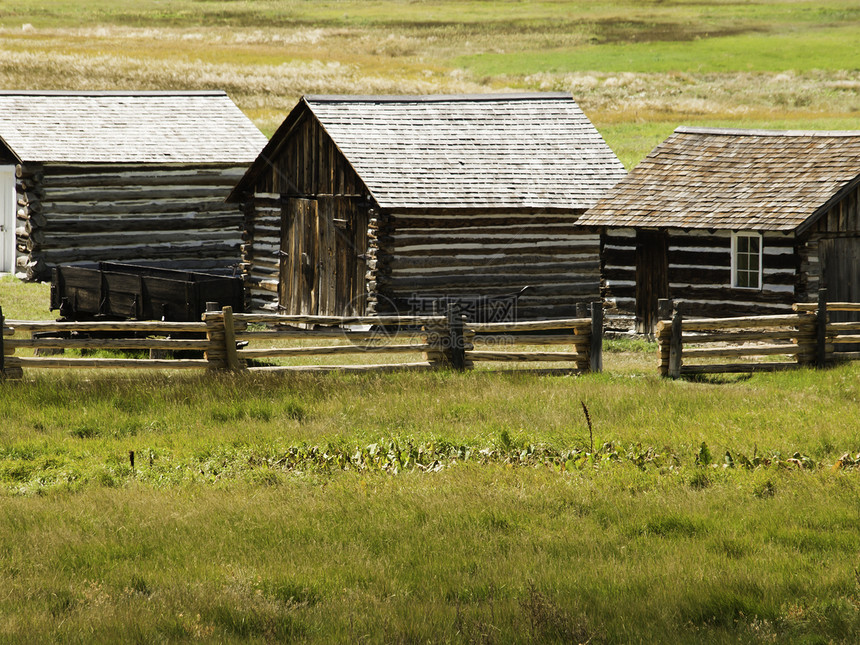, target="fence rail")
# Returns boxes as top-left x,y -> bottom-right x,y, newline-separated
464,303 -> 602,373
657,290 -> 859,377
0,304 -> 602,379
